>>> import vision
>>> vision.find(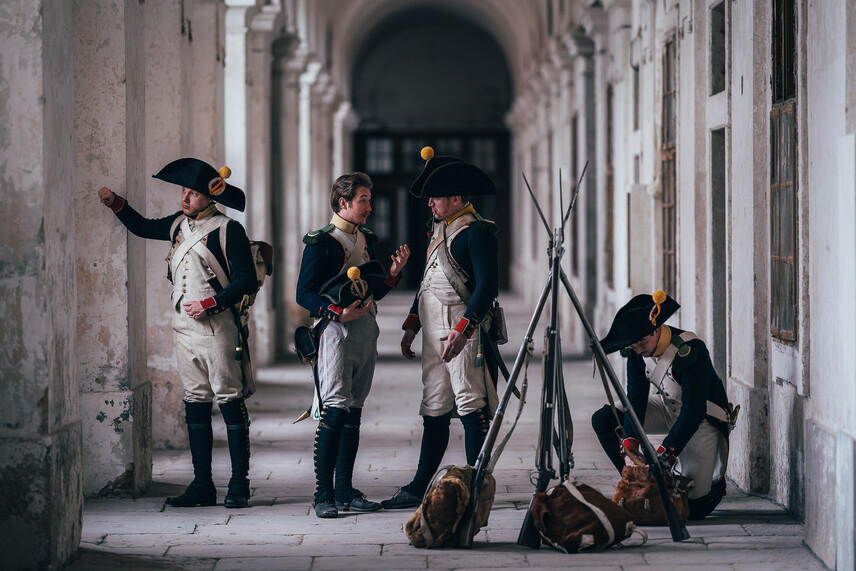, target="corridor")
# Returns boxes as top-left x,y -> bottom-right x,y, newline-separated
70,293 -> 826,570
